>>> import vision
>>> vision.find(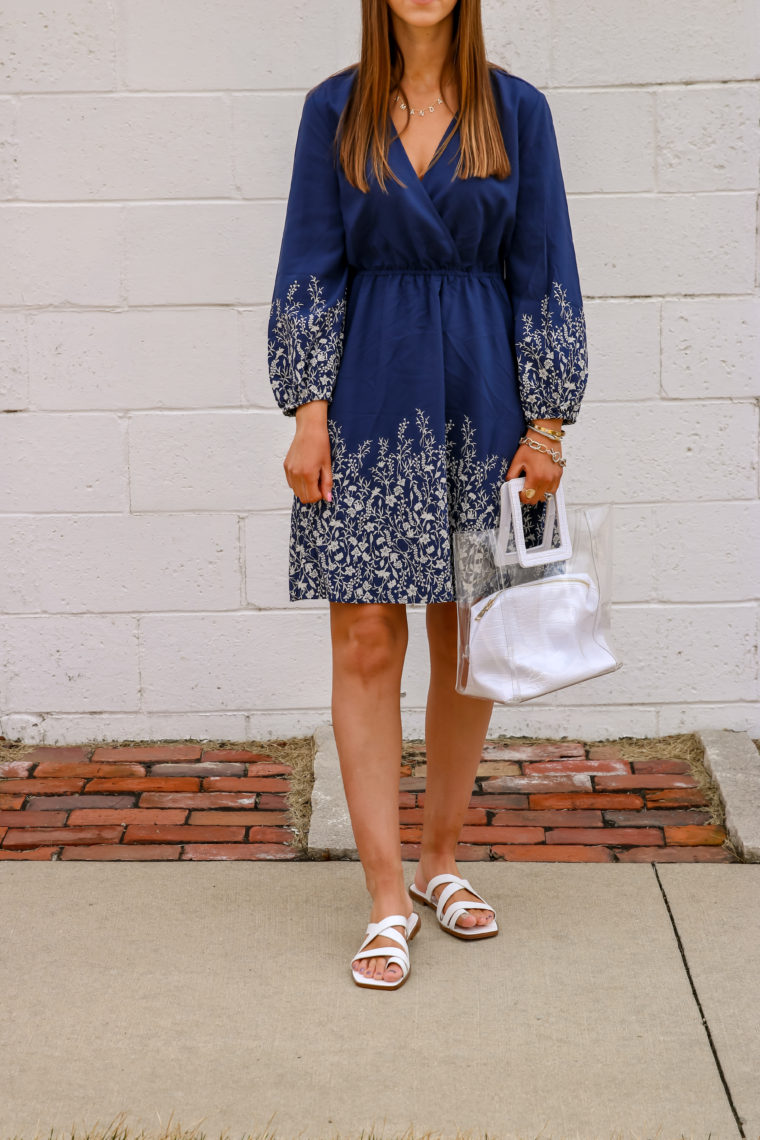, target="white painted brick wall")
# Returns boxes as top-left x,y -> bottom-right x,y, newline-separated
1,0 -> 758,744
